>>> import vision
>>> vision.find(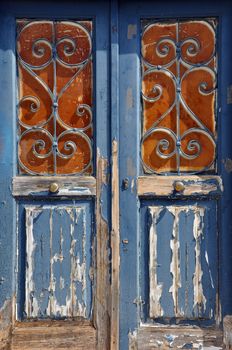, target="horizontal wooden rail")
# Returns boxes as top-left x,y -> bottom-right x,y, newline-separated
137,175 -> 223,197
12,176 -> 96,197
